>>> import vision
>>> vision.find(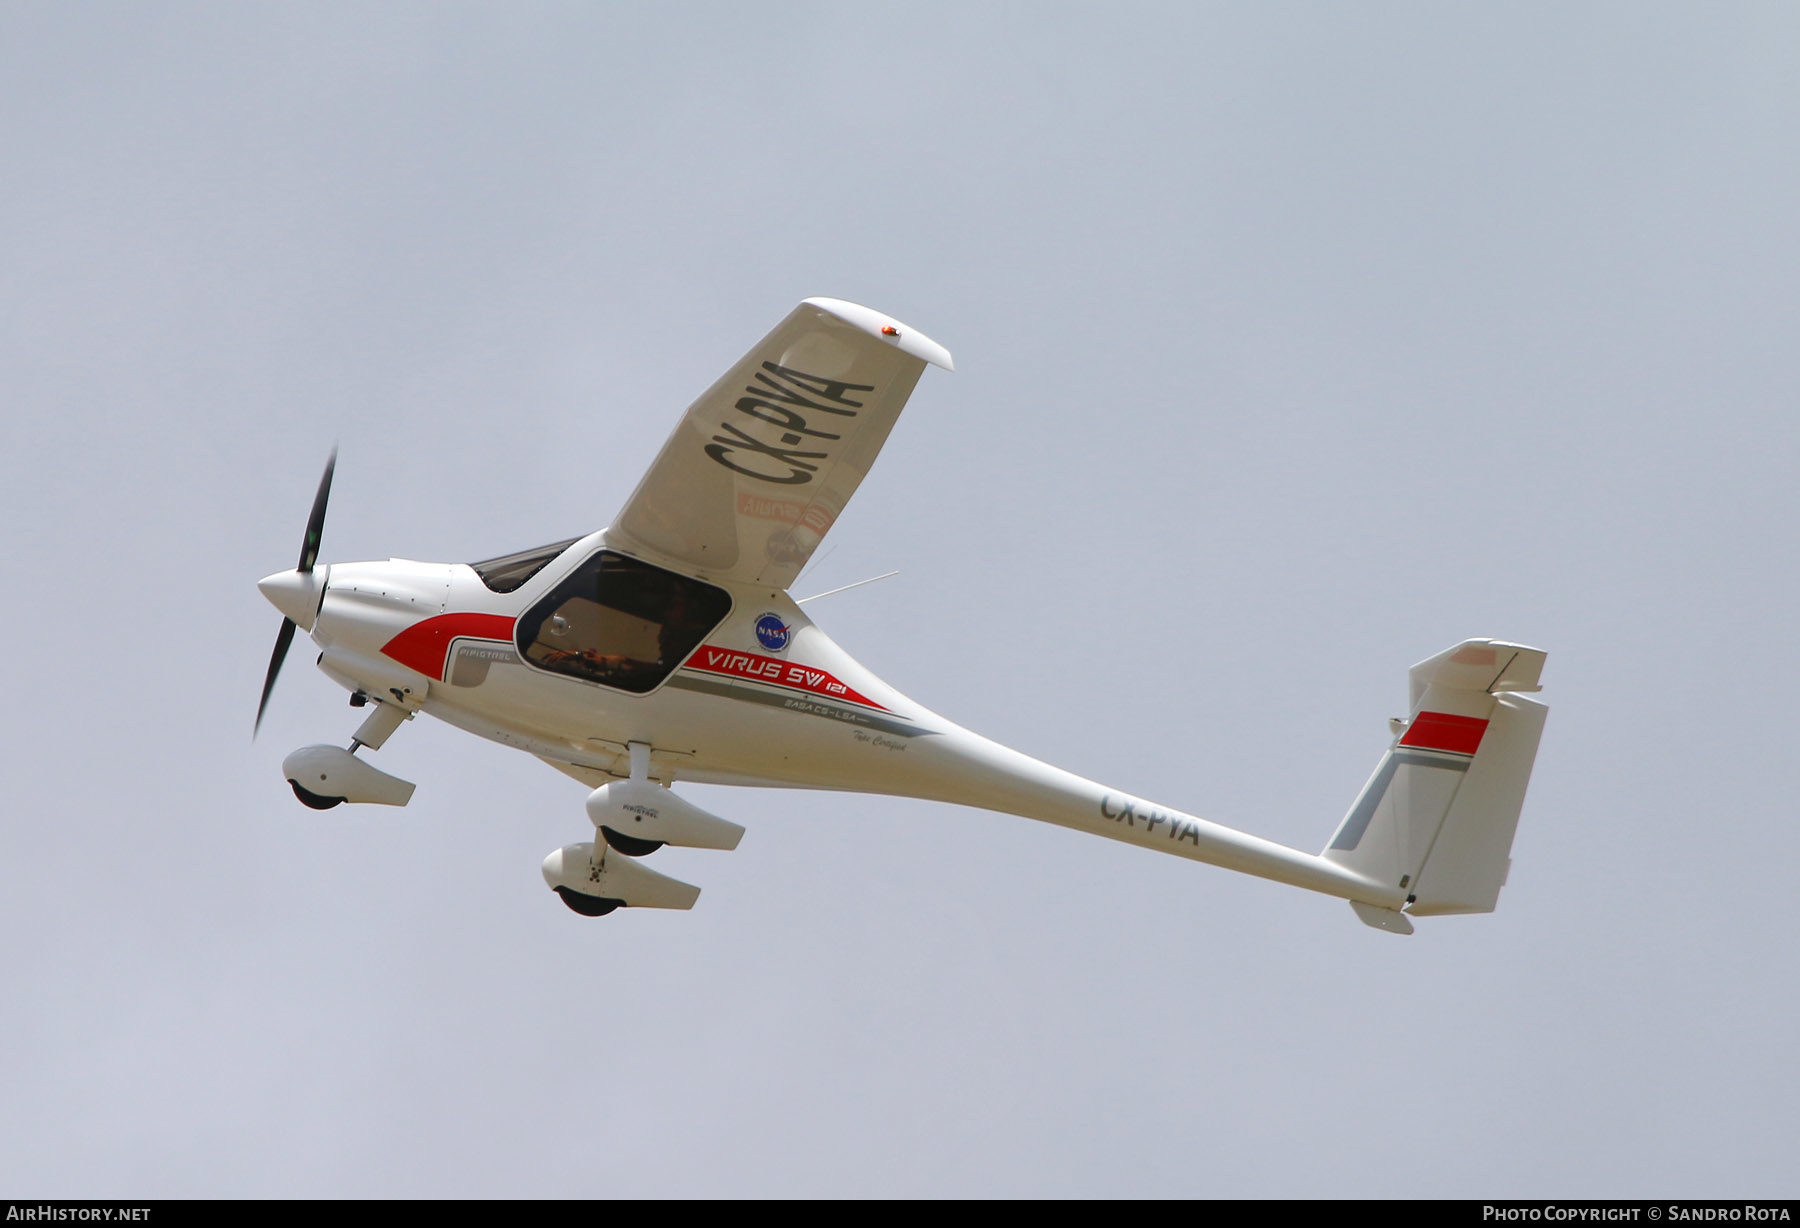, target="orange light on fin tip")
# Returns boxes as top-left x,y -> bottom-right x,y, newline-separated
881,325 -> 899,336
